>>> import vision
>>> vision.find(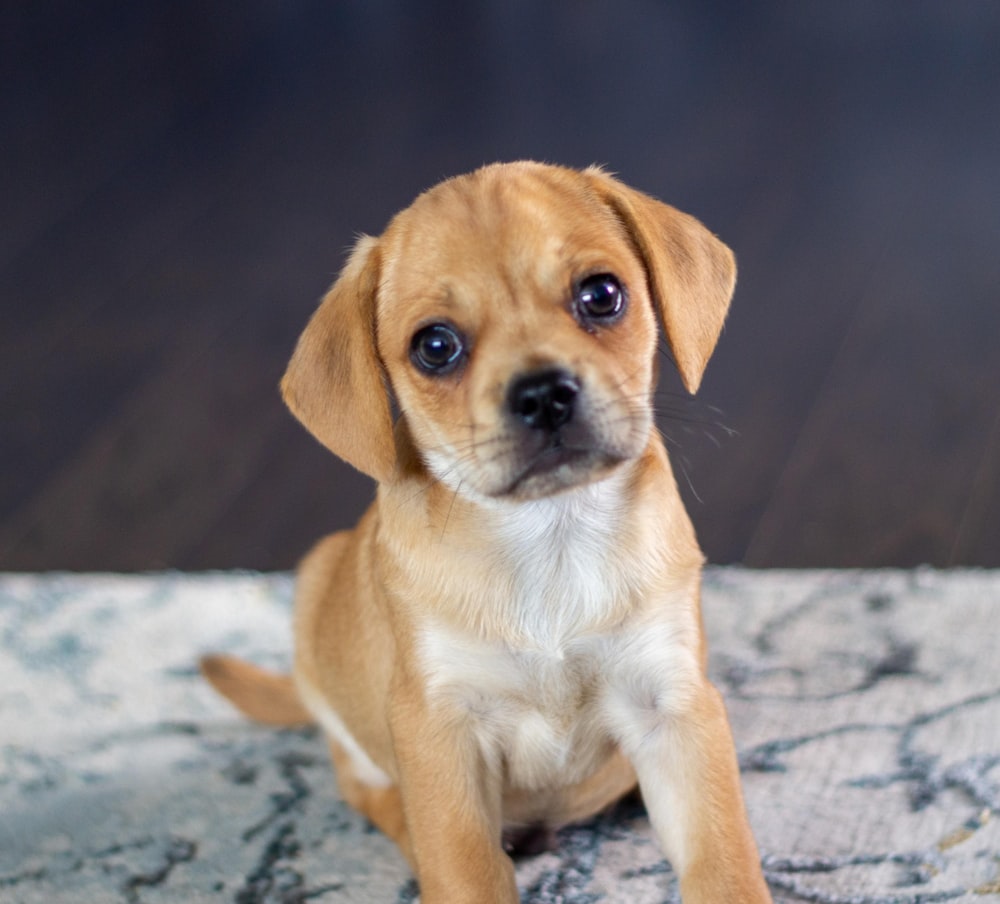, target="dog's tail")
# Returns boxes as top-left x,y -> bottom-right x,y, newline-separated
200,654 -> 313,727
